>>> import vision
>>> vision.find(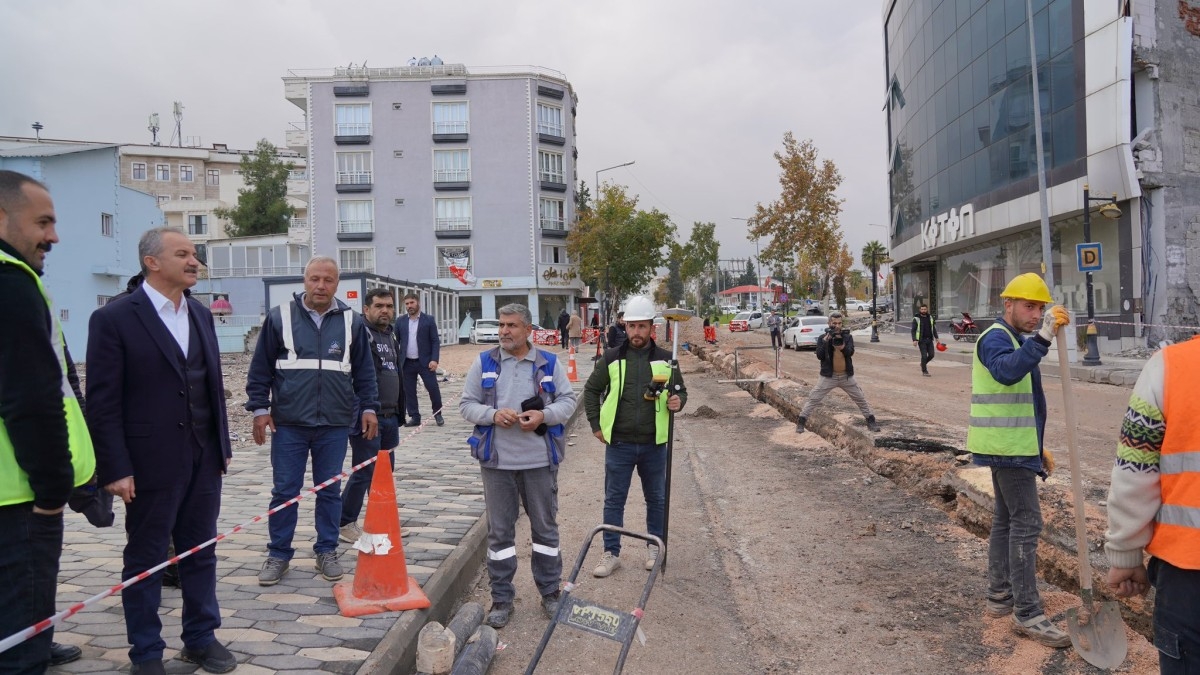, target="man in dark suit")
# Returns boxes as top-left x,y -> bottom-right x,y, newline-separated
87,227 -> 236,675
398,292 -> 444,427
